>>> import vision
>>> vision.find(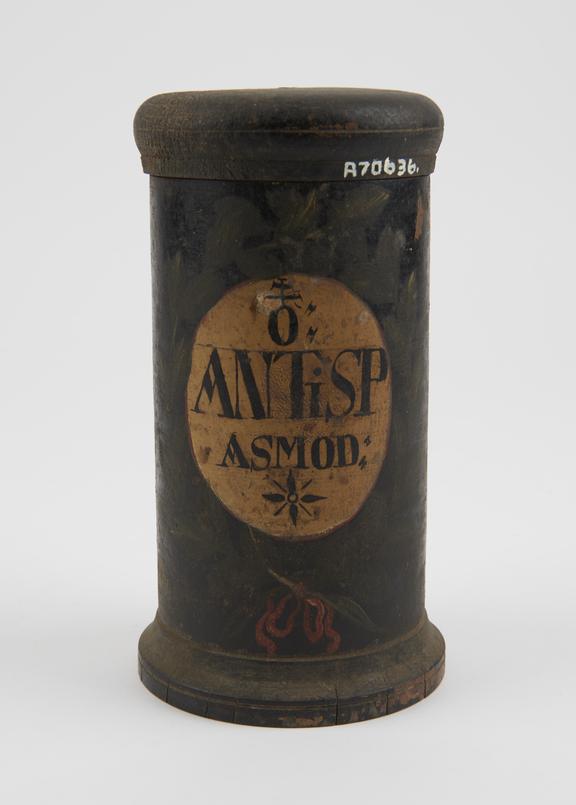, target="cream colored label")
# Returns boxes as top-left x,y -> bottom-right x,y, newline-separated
187,274 -> 391,541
